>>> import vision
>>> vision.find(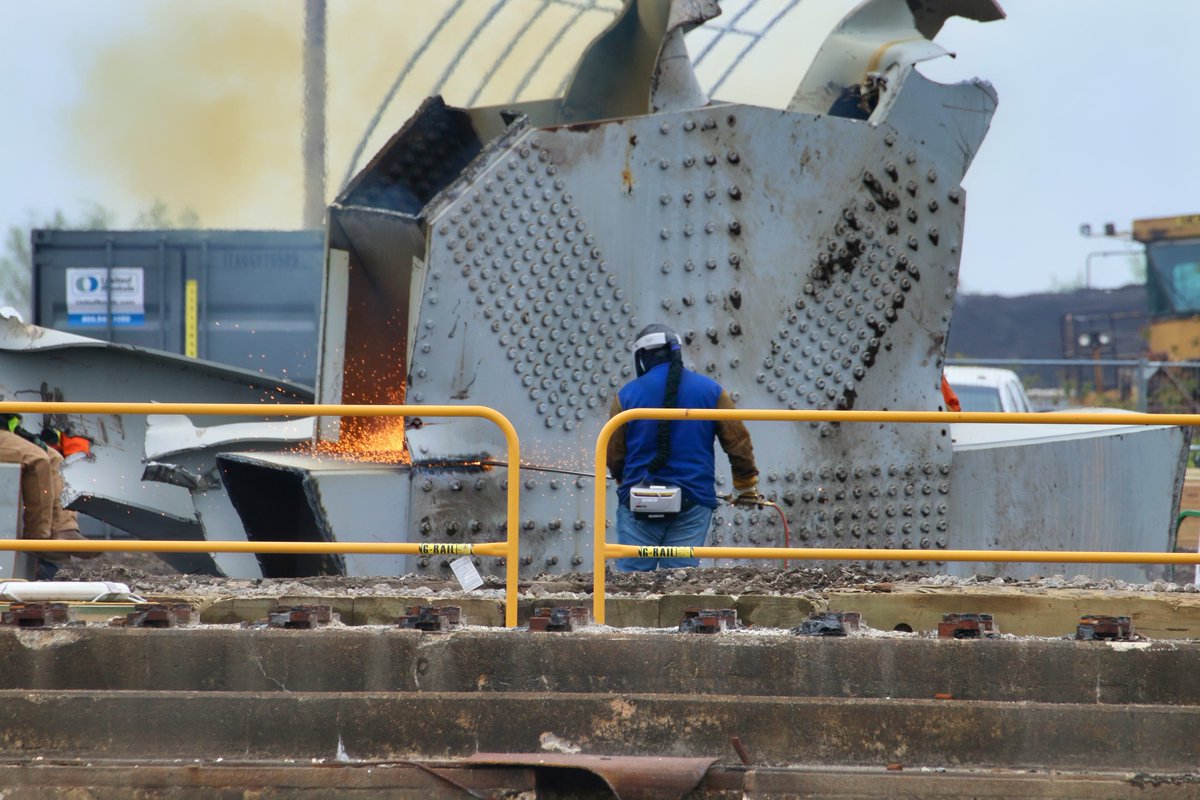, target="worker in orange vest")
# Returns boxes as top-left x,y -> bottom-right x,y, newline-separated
39,427 -> 92,458
0,413 -> 96,575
